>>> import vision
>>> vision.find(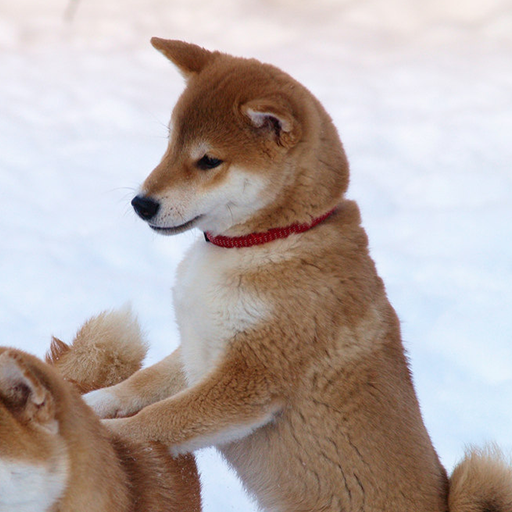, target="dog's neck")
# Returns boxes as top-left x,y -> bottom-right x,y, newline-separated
204,207 -> 337,248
